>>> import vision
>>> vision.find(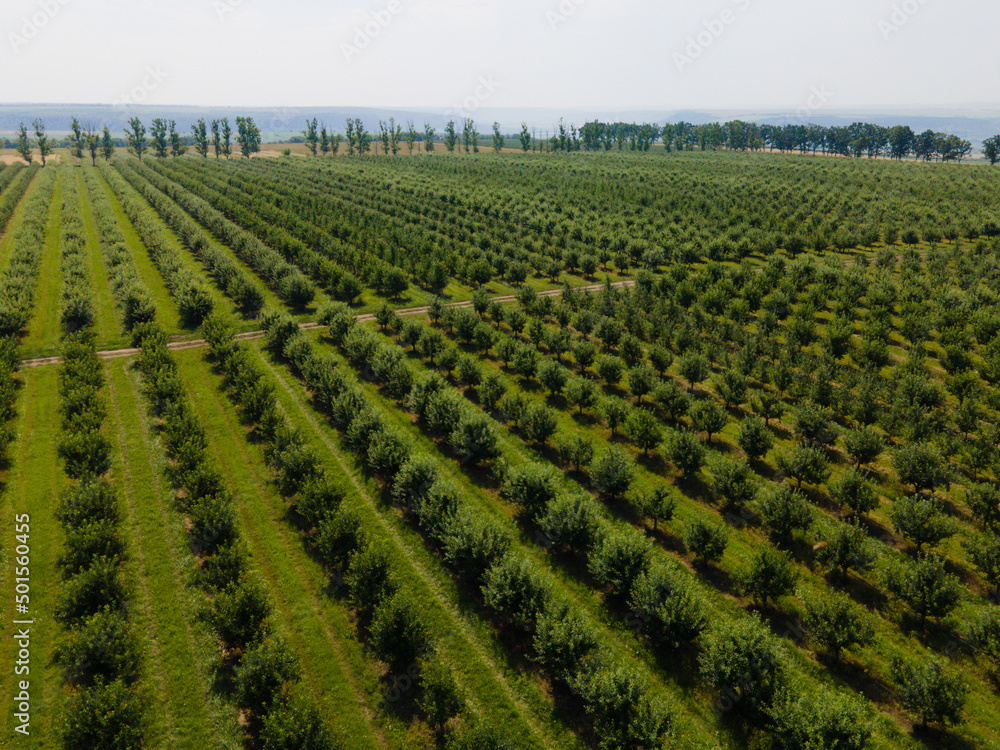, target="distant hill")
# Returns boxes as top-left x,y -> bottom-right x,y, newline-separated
2,103 -> 998,148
